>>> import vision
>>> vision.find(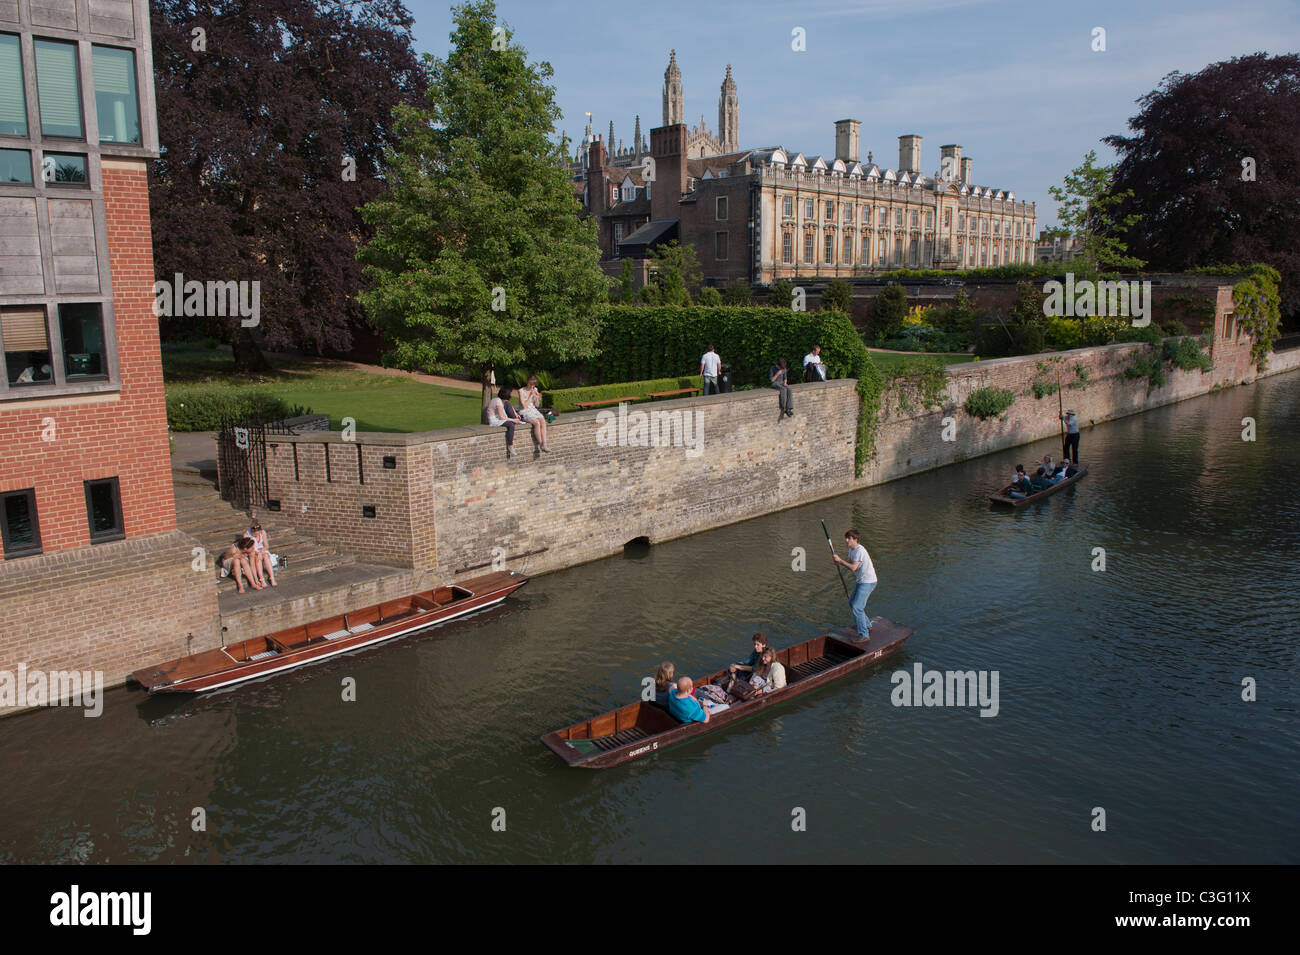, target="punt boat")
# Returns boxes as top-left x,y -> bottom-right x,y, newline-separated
132,570 -> 527,694
541,618 -> 914,769
988,463 -> 1088,507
